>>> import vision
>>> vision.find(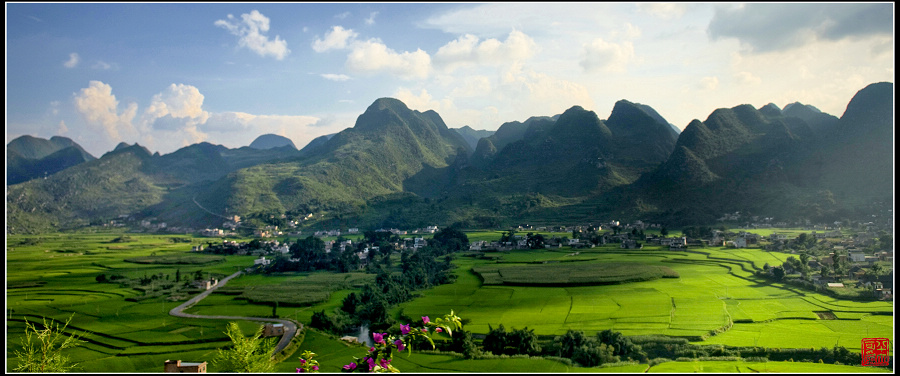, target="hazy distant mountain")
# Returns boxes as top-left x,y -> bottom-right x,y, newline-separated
249,134 -> 297,150
7,135 -> 96,184
452,126 -> 494,150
